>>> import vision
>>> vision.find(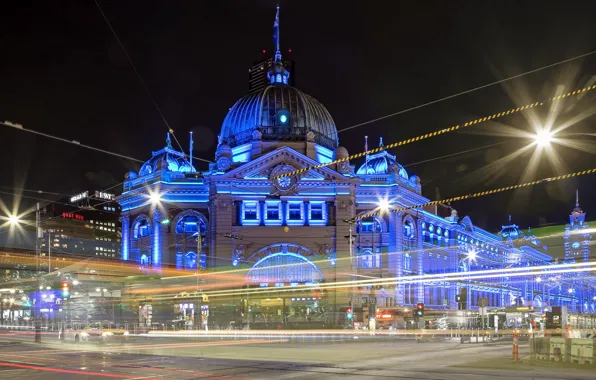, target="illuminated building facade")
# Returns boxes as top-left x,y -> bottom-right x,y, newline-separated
116,11 -> 596,321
